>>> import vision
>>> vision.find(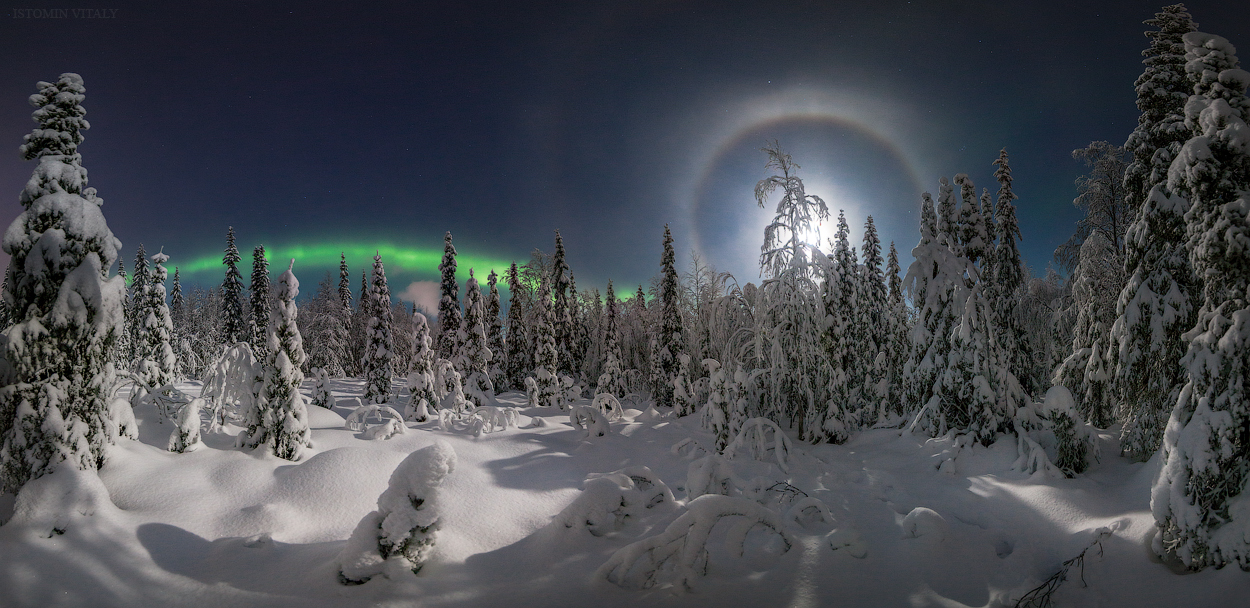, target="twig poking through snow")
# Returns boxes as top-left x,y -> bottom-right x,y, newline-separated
1014,527 -> 1113,608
